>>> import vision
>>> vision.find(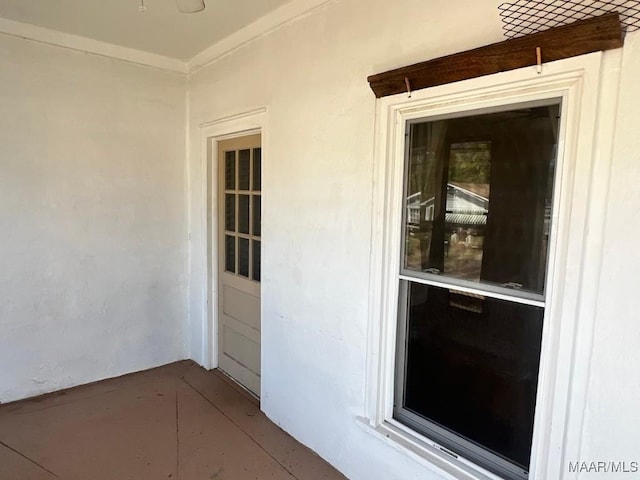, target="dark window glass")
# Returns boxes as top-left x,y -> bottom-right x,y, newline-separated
253,148 -> 261,191
252,240 -> 261,282
399,282 -> 544,471
253,195 -> 261,237
403,104 -> 560,295
239,149 -> 250,190
238,238 -> 249,277
238,195 -> 249,234
397,100 -> 562,479
225,235 -> 235,273
225,151 -> 236,190
225,194 -> 235,232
